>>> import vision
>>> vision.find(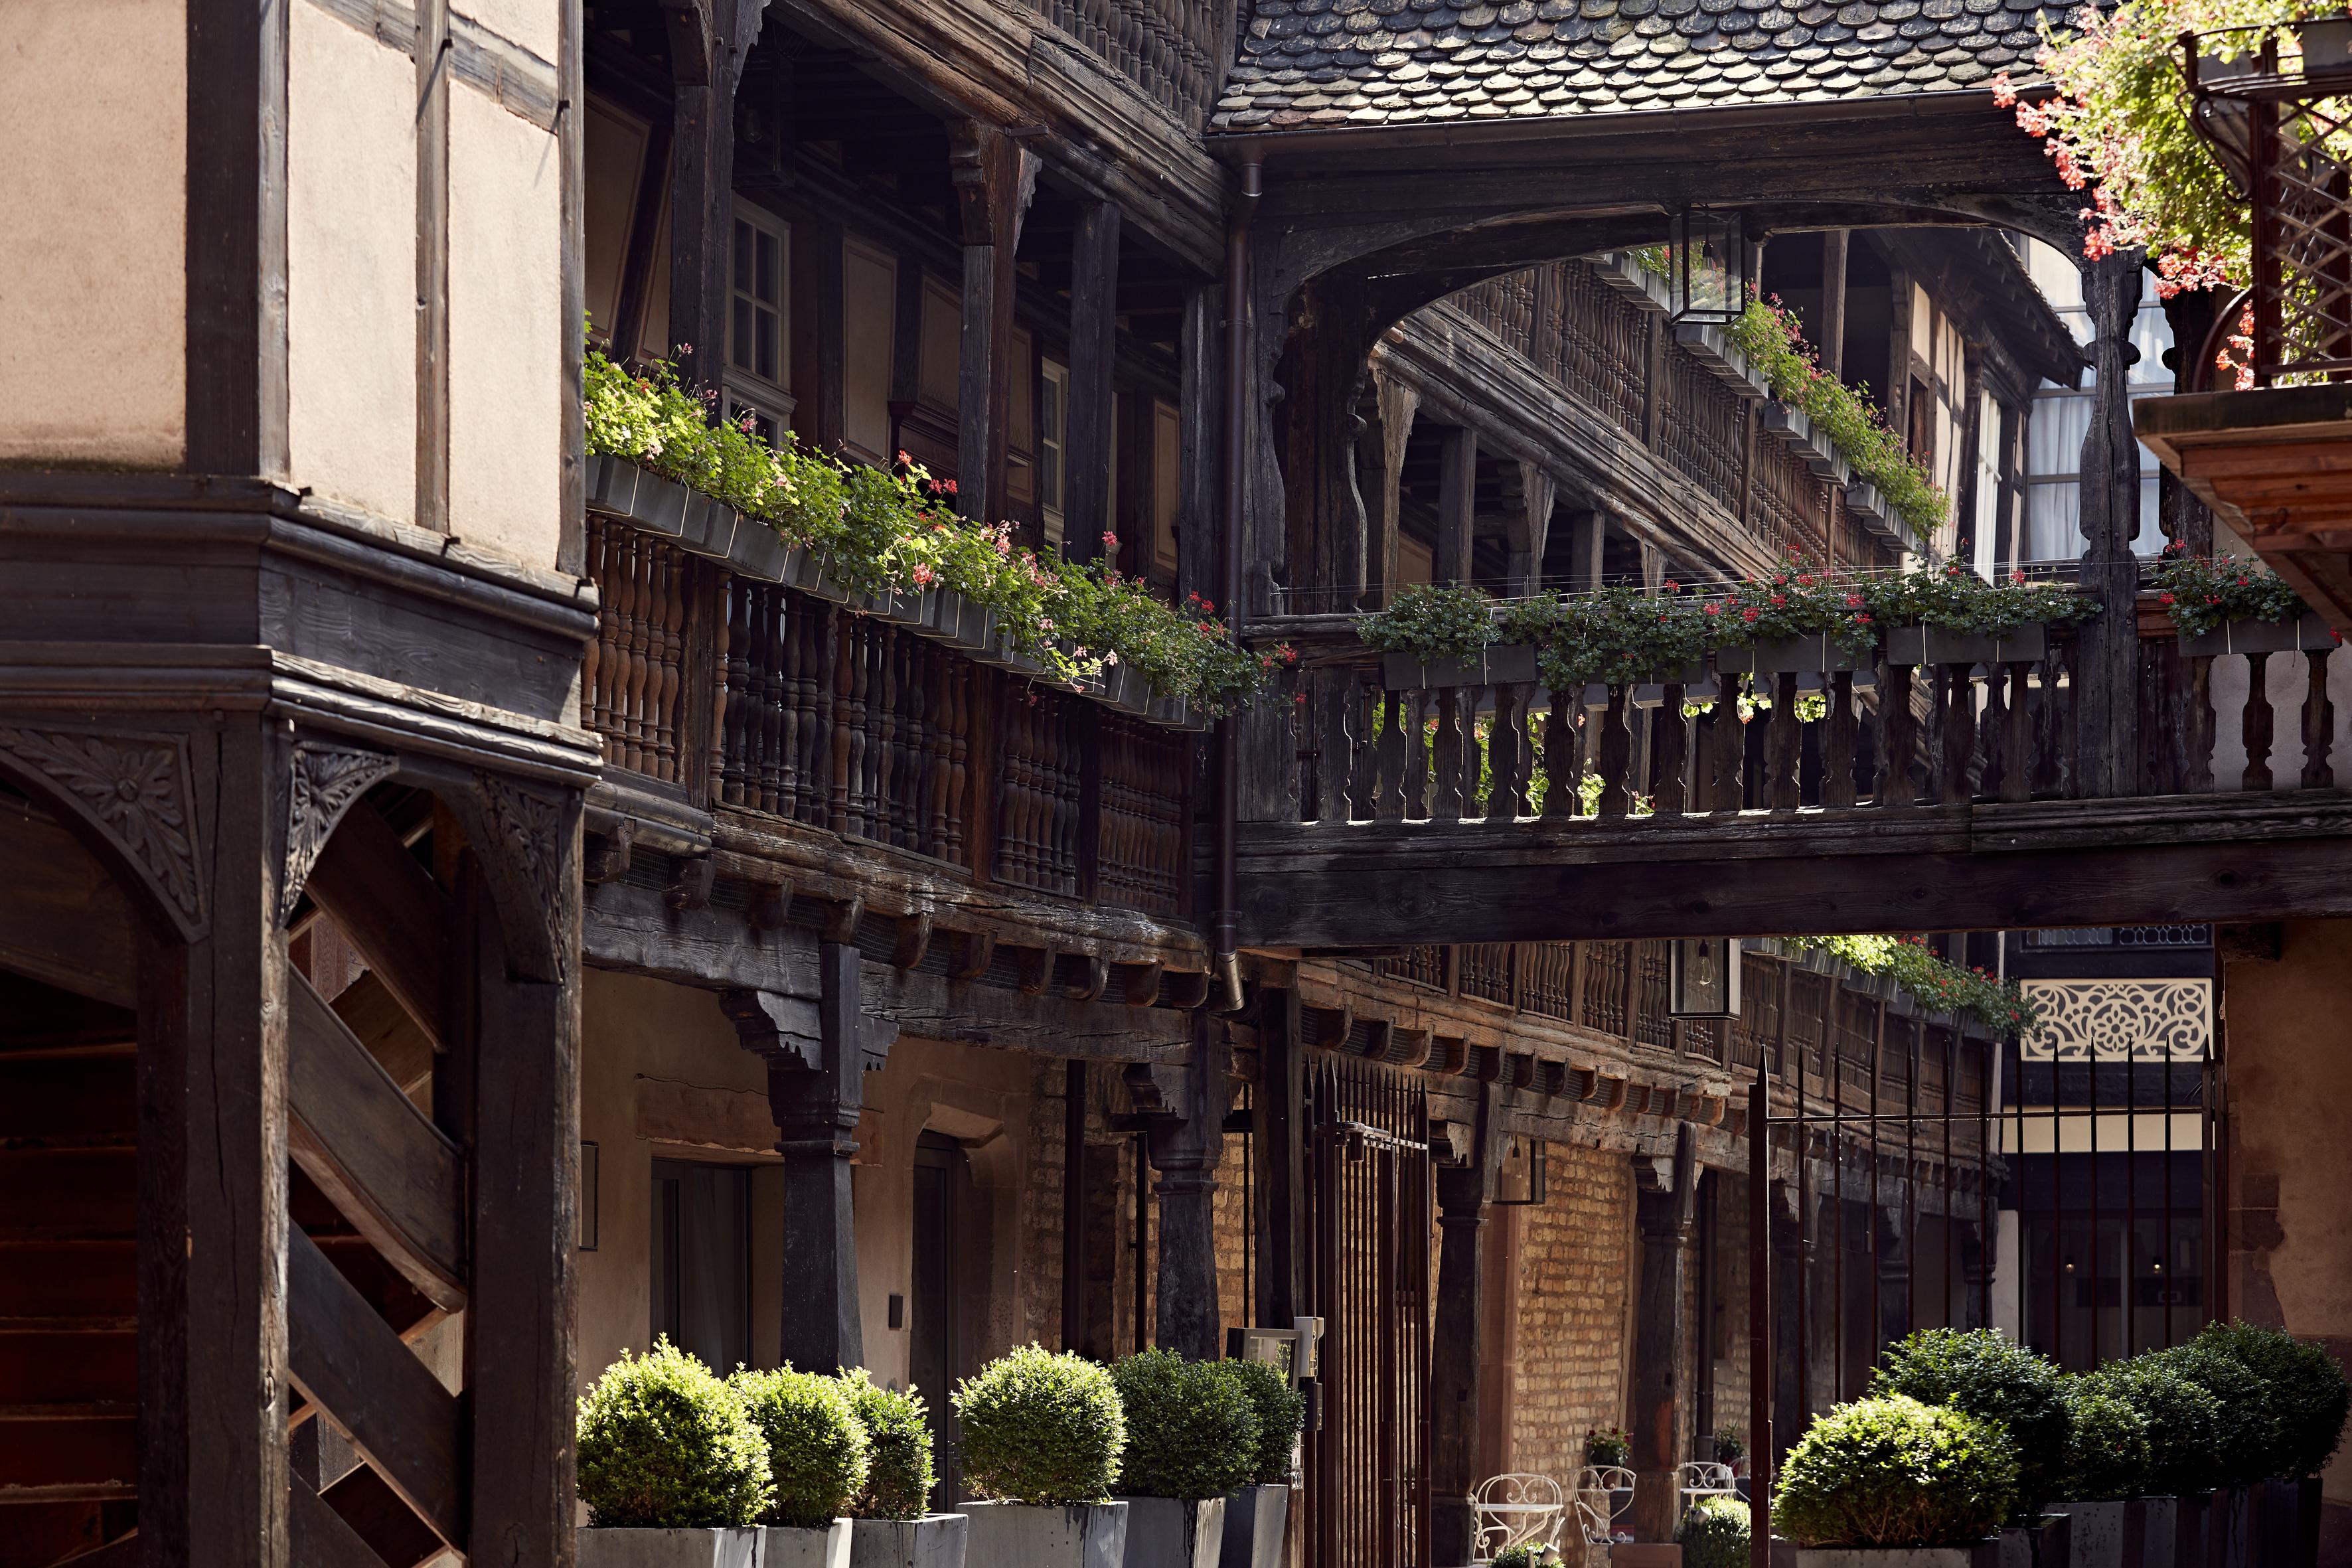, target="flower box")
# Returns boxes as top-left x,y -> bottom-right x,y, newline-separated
761,1522 -> 854,1568
1114,1496 -> 1223,1568
1674,321 -> 1771,399
2178,611 -> 2338,657
856,586 -> 929,627
1099,665 -> 1152,716
786,548 -> 851,605
961,1501 -> 1127,1568
1377,644 -> 1538,691
1883,623 -> 2047,668
1217,1484 -> 1289,1568
1764,400 -> 1844,479
1845,483 -> 1901,543
586,452 -> 689,538
848,1514 -> 968,1568
731,524 -> 794,584
676,493 -> 741,560
1796,1547 -> 1999,1568
1597,252 -> 1673,314
922,591 -> 997,654
577,1527 -> 762,1568
1994,1511 -> 2069,1568
1712,635 -> 1865,674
